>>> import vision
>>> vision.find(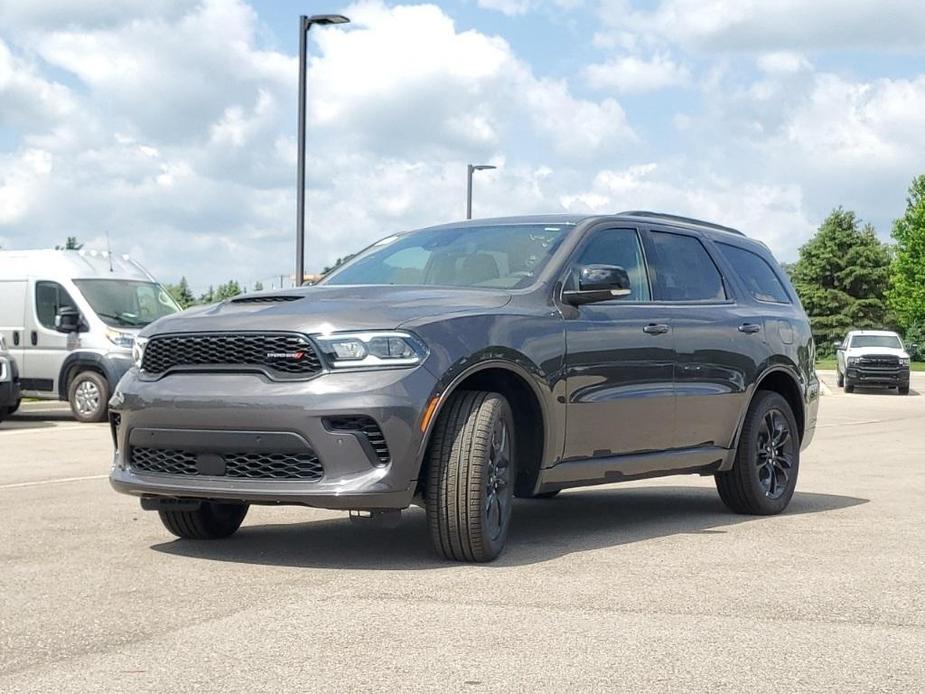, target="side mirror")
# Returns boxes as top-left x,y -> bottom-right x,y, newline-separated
55,306 -> 85,334
832,340 -> 843,351
563,265 -> 632,306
